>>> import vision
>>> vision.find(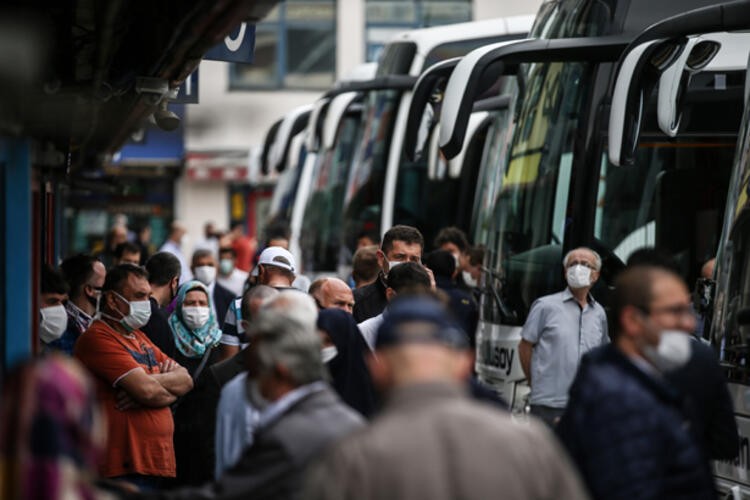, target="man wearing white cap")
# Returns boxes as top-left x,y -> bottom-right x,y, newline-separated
254,246 -> 297,290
